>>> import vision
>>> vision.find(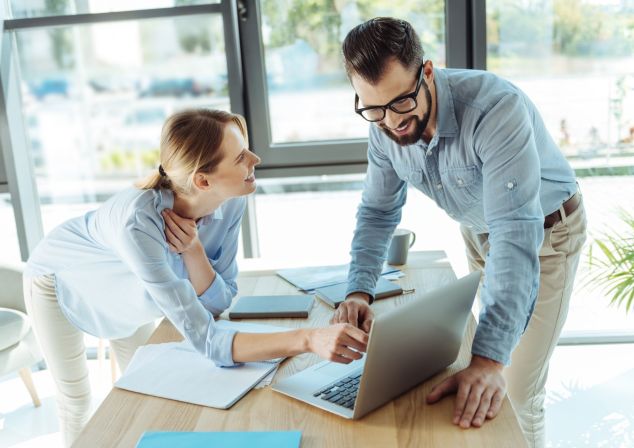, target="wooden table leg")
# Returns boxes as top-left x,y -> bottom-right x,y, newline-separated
18,367 -> 41,408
